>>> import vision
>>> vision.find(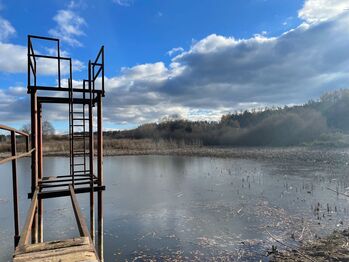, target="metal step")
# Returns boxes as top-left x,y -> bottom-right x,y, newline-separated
73,118 -> 87,121
73,170 -> 91,174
